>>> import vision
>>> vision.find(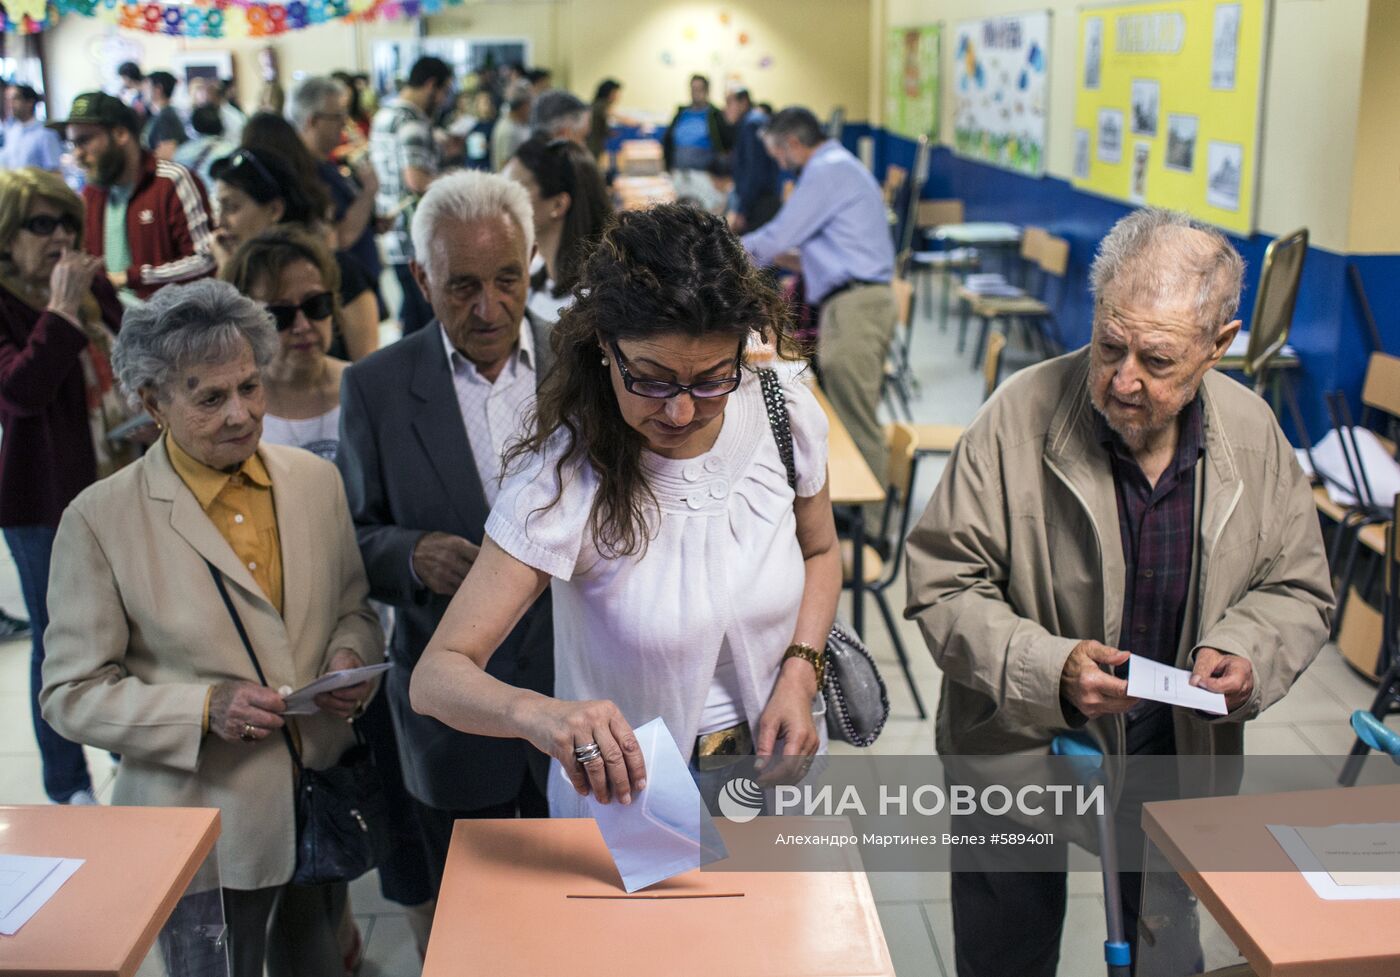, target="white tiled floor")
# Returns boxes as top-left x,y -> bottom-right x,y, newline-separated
1,273 -> 1393,976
